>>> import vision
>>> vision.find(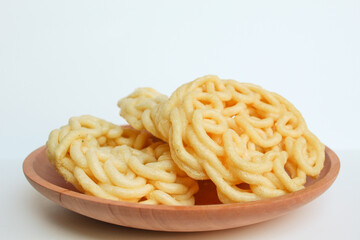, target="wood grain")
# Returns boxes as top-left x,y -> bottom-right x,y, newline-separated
23,145 -> 340,232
